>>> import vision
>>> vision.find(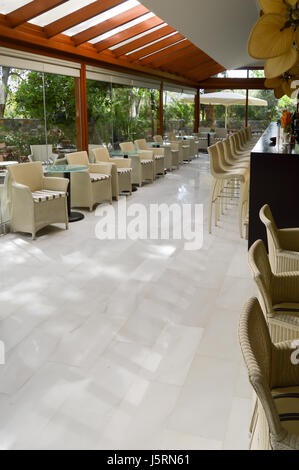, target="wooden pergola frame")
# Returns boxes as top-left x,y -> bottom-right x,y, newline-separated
0,0 -> 269,147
